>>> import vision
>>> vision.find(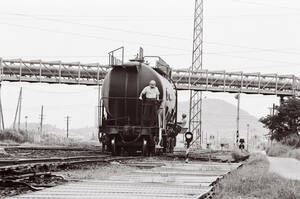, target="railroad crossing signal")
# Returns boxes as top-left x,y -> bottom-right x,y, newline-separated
185,132 -> 194,148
